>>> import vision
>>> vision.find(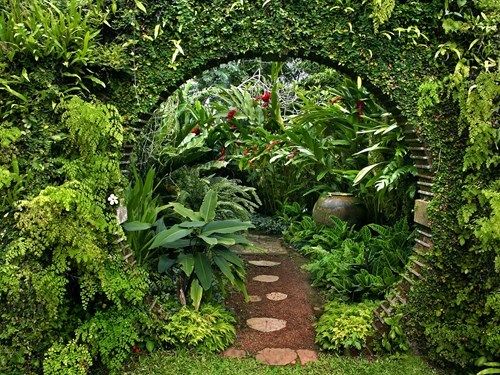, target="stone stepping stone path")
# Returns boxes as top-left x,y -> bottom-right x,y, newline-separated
247,317 -> 287,332
225,234 -> 321,366
252,274 -> 279,282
